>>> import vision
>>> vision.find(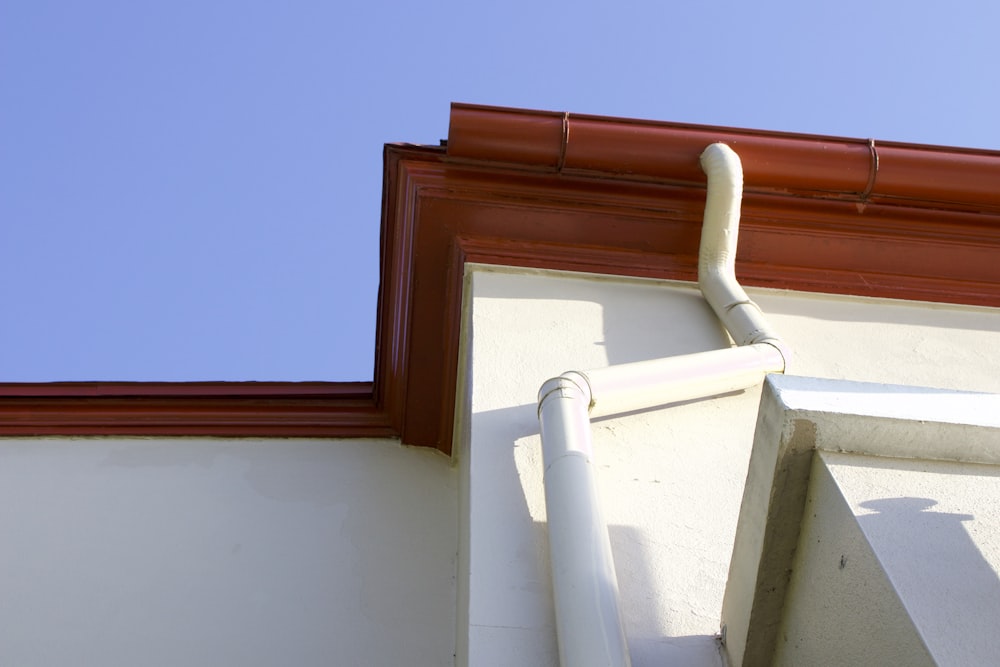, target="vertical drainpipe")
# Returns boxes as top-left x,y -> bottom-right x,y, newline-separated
537,144 -> 789,667
538,371 -> 629,667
